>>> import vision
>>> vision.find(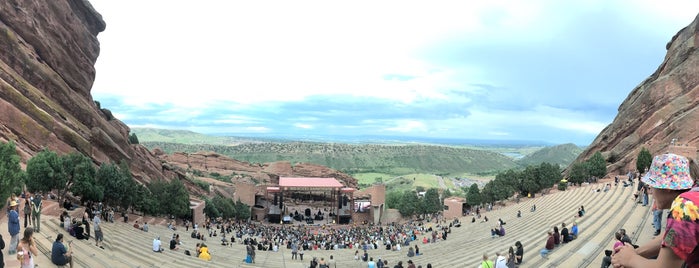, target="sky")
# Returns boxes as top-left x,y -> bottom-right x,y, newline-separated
88,0 -> 699,145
